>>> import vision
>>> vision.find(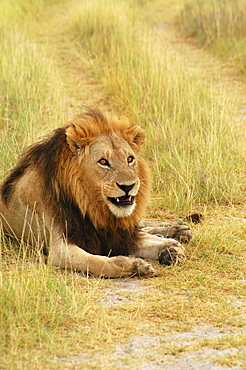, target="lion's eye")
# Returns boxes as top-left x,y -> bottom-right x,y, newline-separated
98,158 -> 110,167
127,156 -> 135,164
